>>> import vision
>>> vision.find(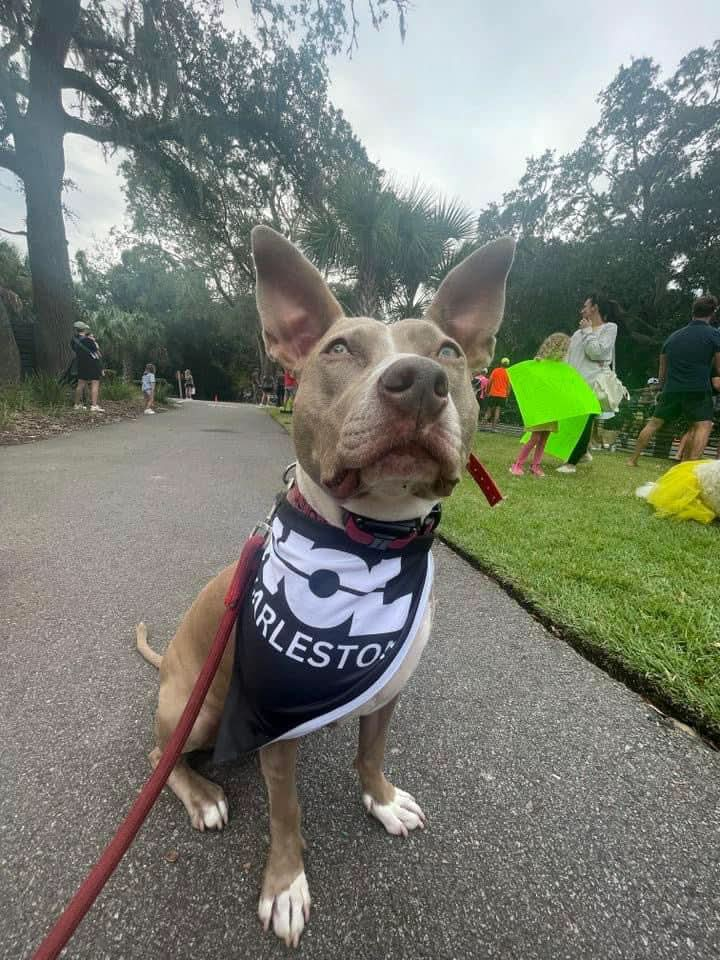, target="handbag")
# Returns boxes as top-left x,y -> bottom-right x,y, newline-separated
593,366 -> 628,413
